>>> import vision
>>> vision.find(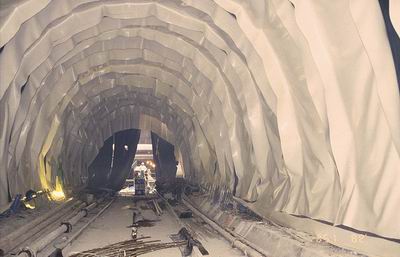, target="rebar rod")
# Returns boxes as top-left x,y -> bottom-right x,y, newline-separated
70,240 -> 186,257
